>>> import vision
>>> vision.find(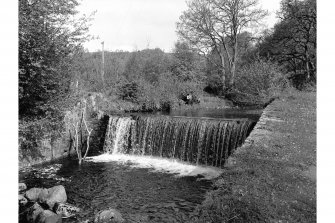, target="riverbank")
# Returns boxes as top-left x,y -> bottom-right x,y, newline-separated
191,90 -> 316,222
